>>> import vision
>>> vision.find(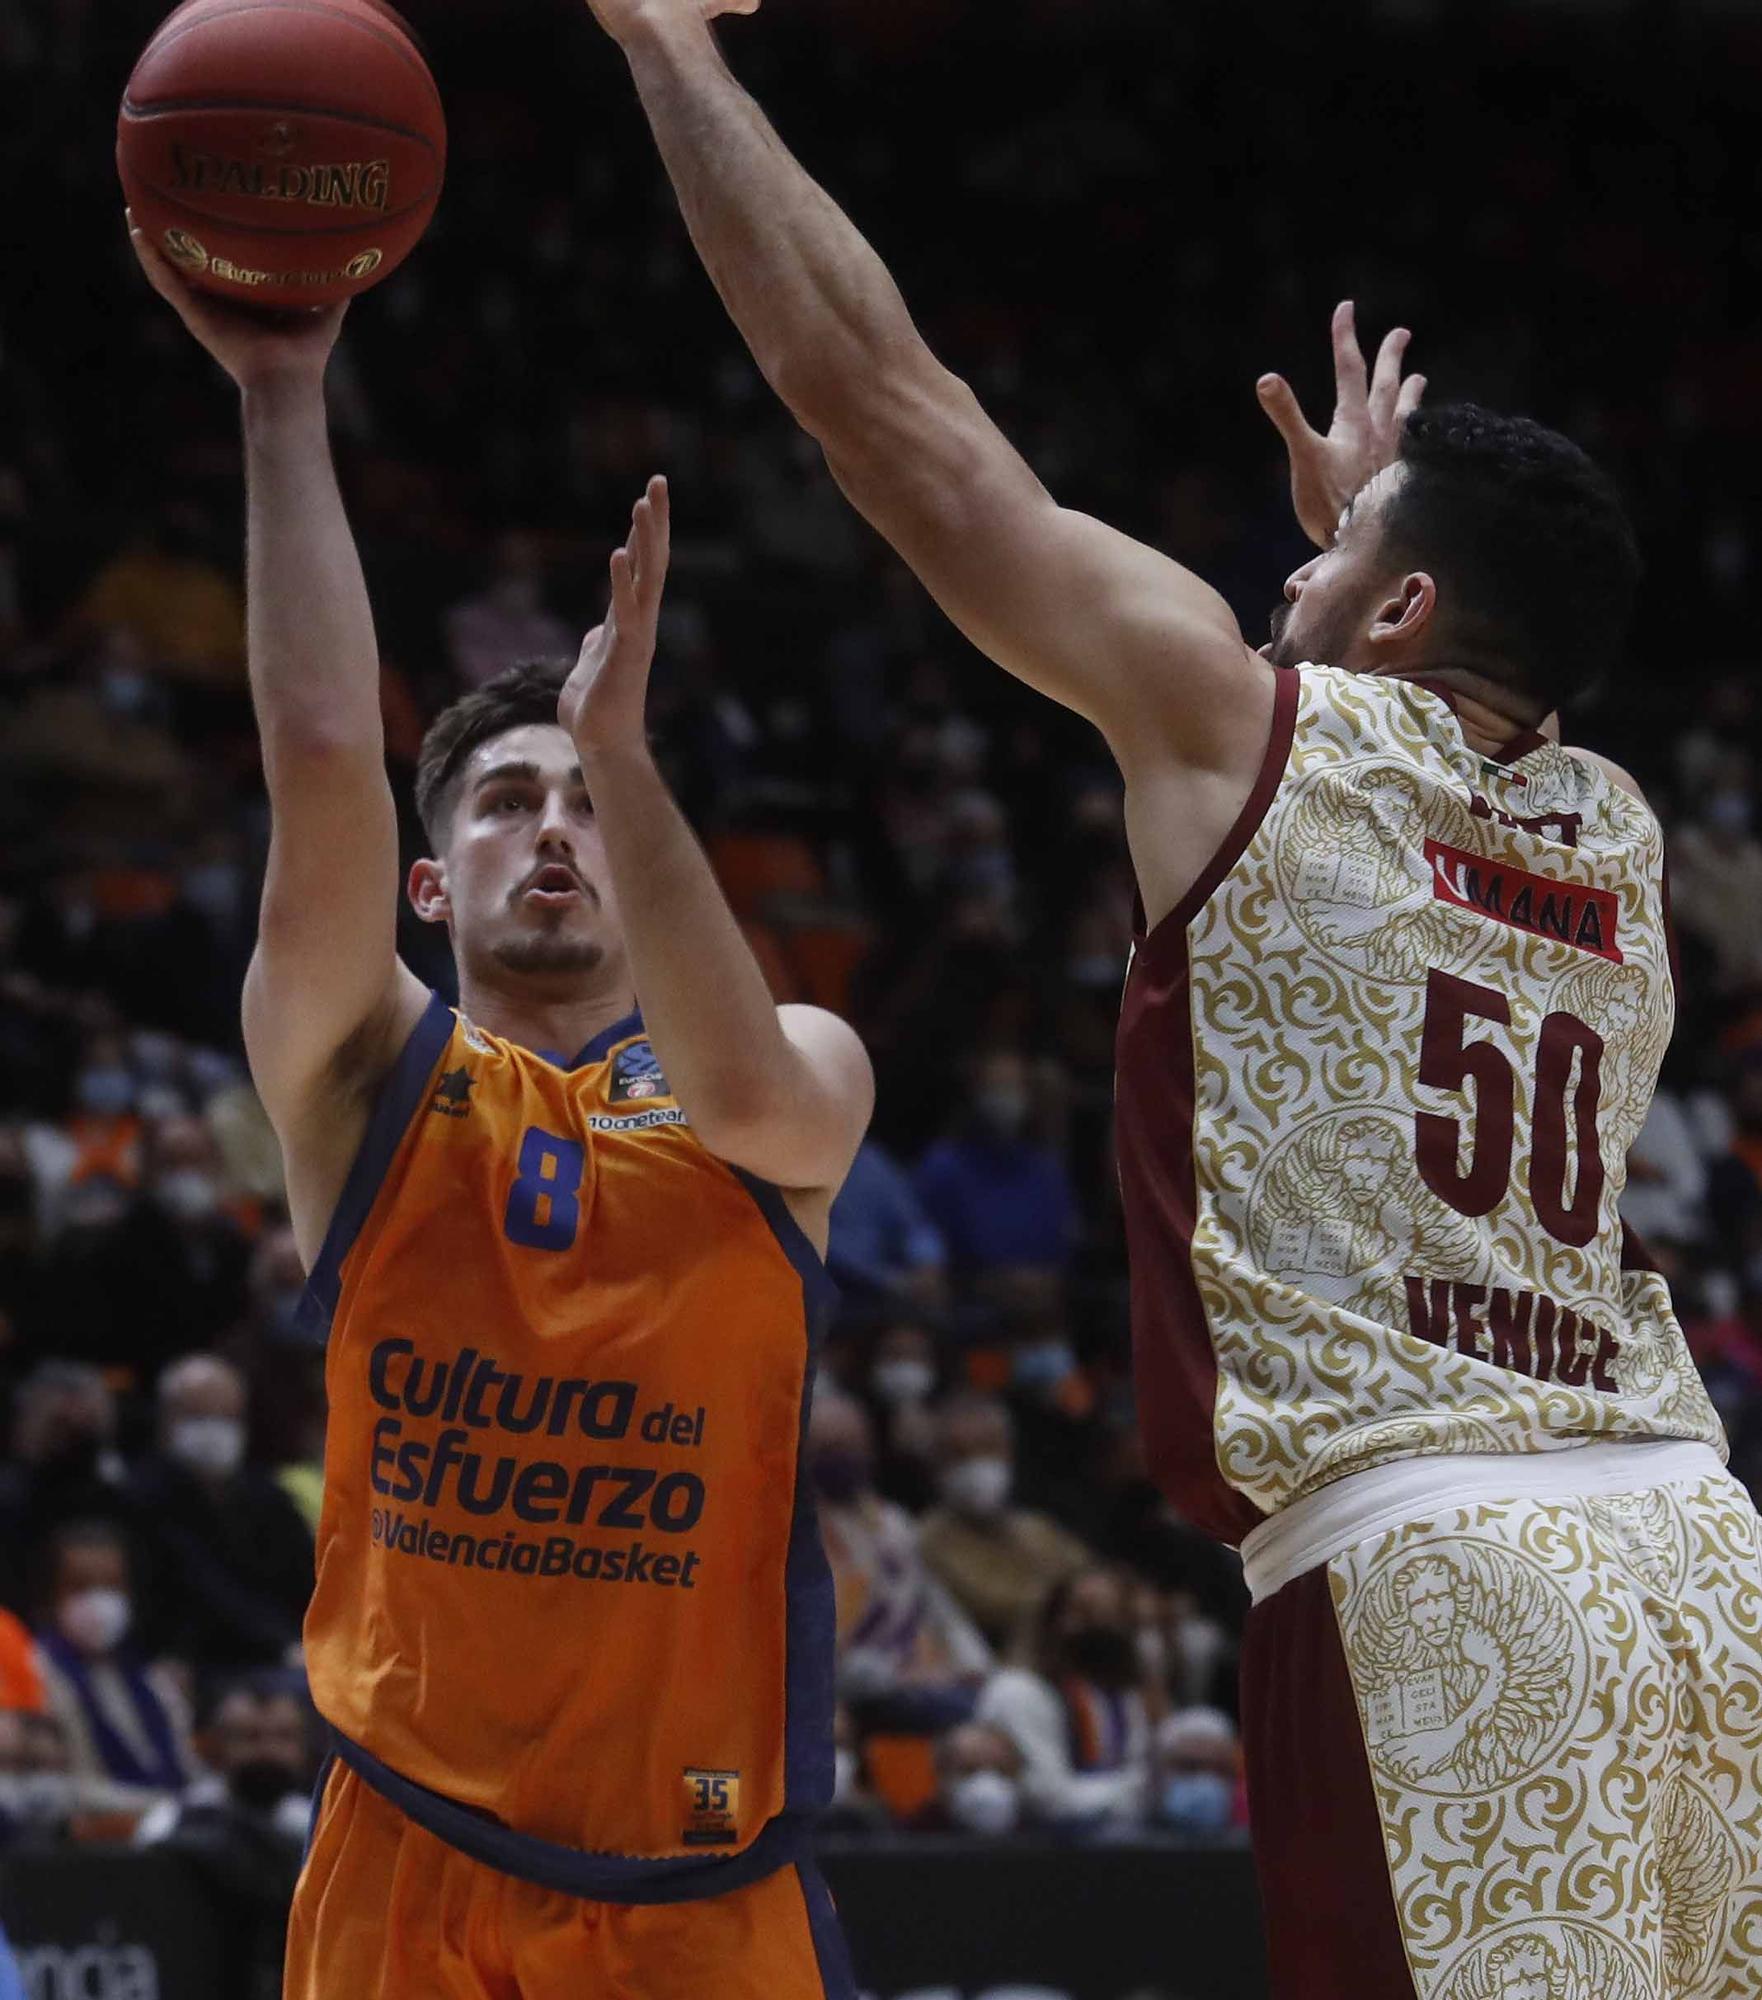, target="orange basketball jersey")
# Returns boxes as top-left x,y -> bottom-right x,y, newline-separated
296,995 -> 837,1882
